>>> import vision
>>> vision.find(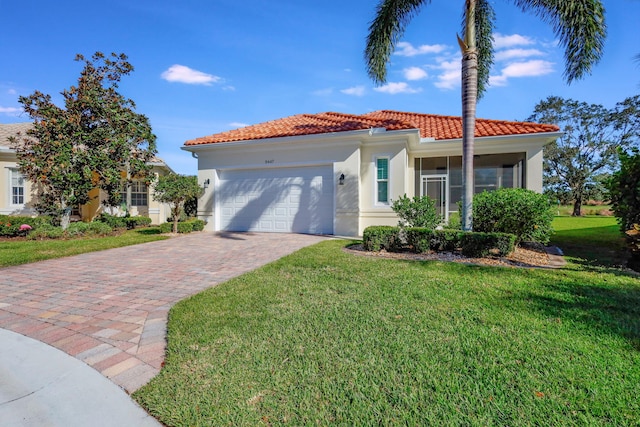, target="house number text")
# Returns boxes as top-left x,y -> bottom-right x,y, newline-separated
265,159 -> 275,164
